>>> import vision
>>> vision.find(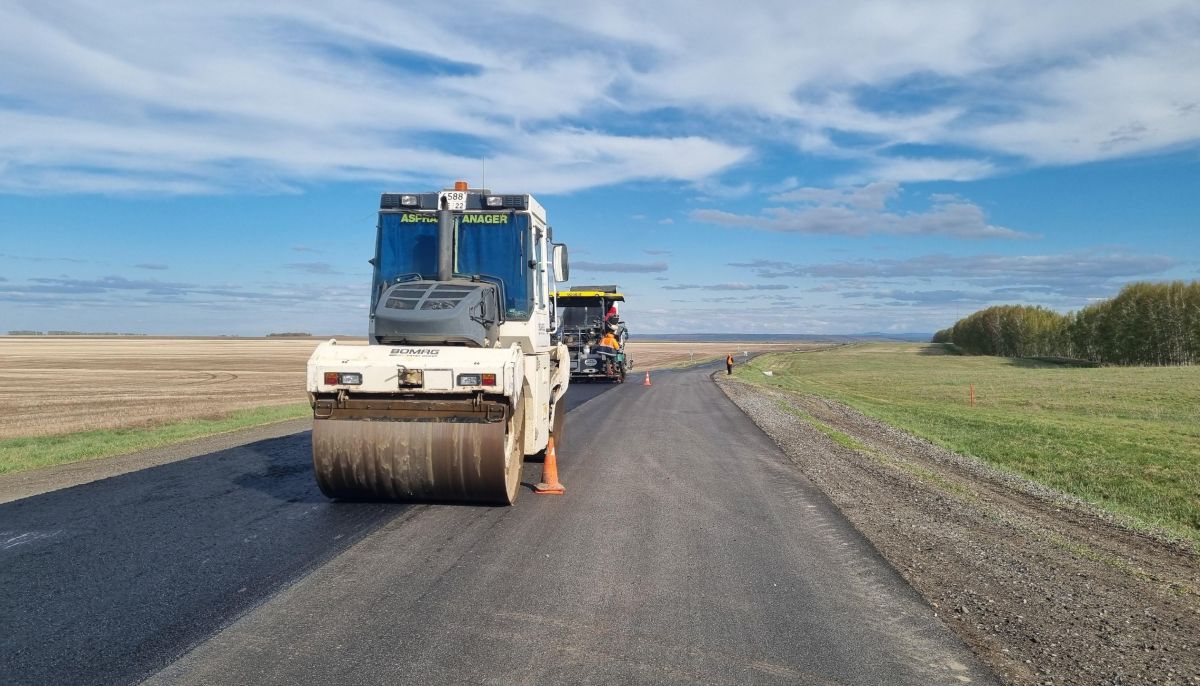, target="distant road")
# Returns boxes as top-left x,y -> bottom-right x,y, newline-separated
2,366 -> 991,685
